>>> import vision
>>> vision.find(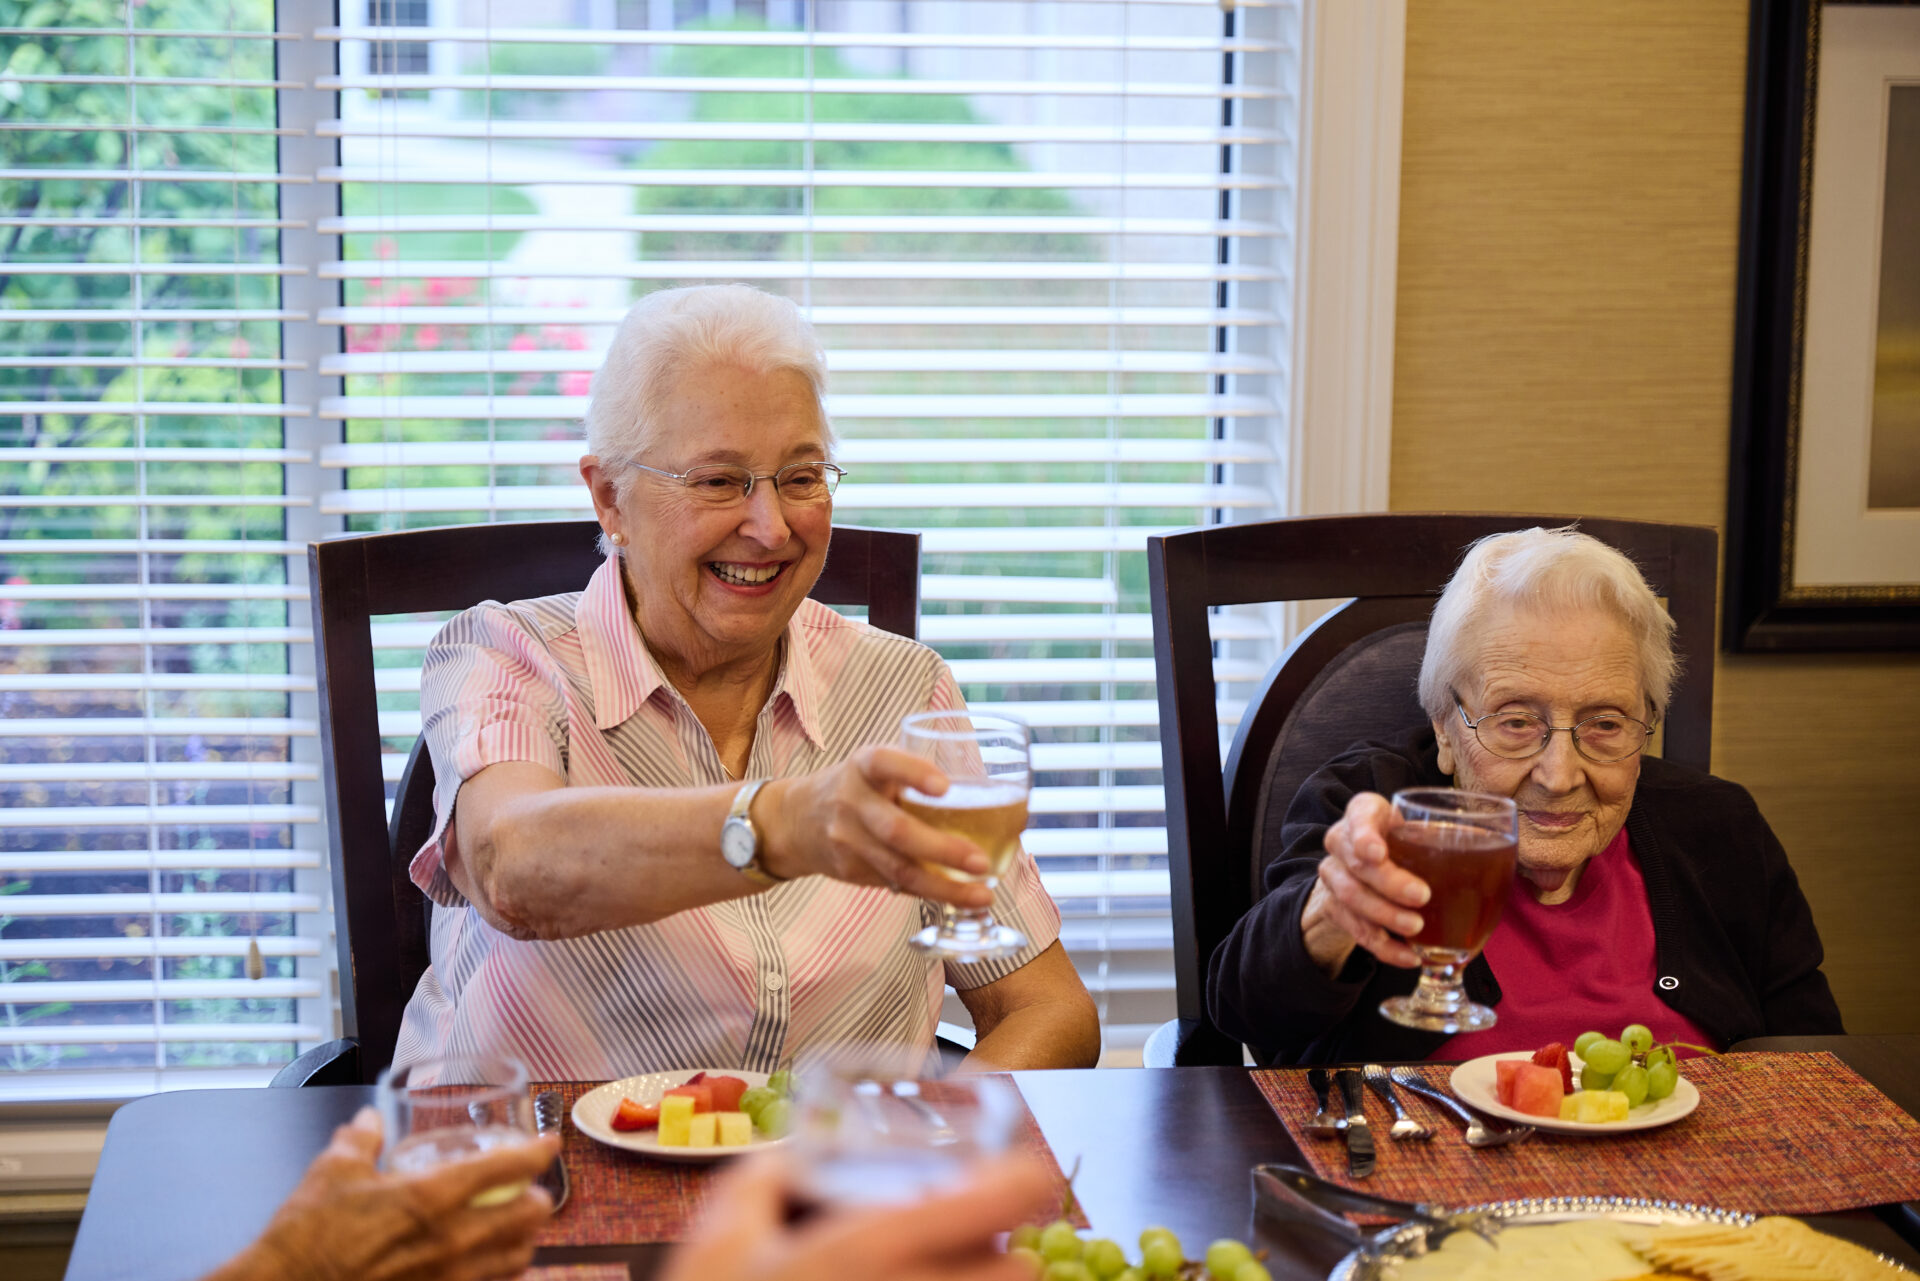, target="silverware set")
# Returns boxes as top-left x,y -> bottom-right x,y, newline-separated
1301,1065 -> 1532,1173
